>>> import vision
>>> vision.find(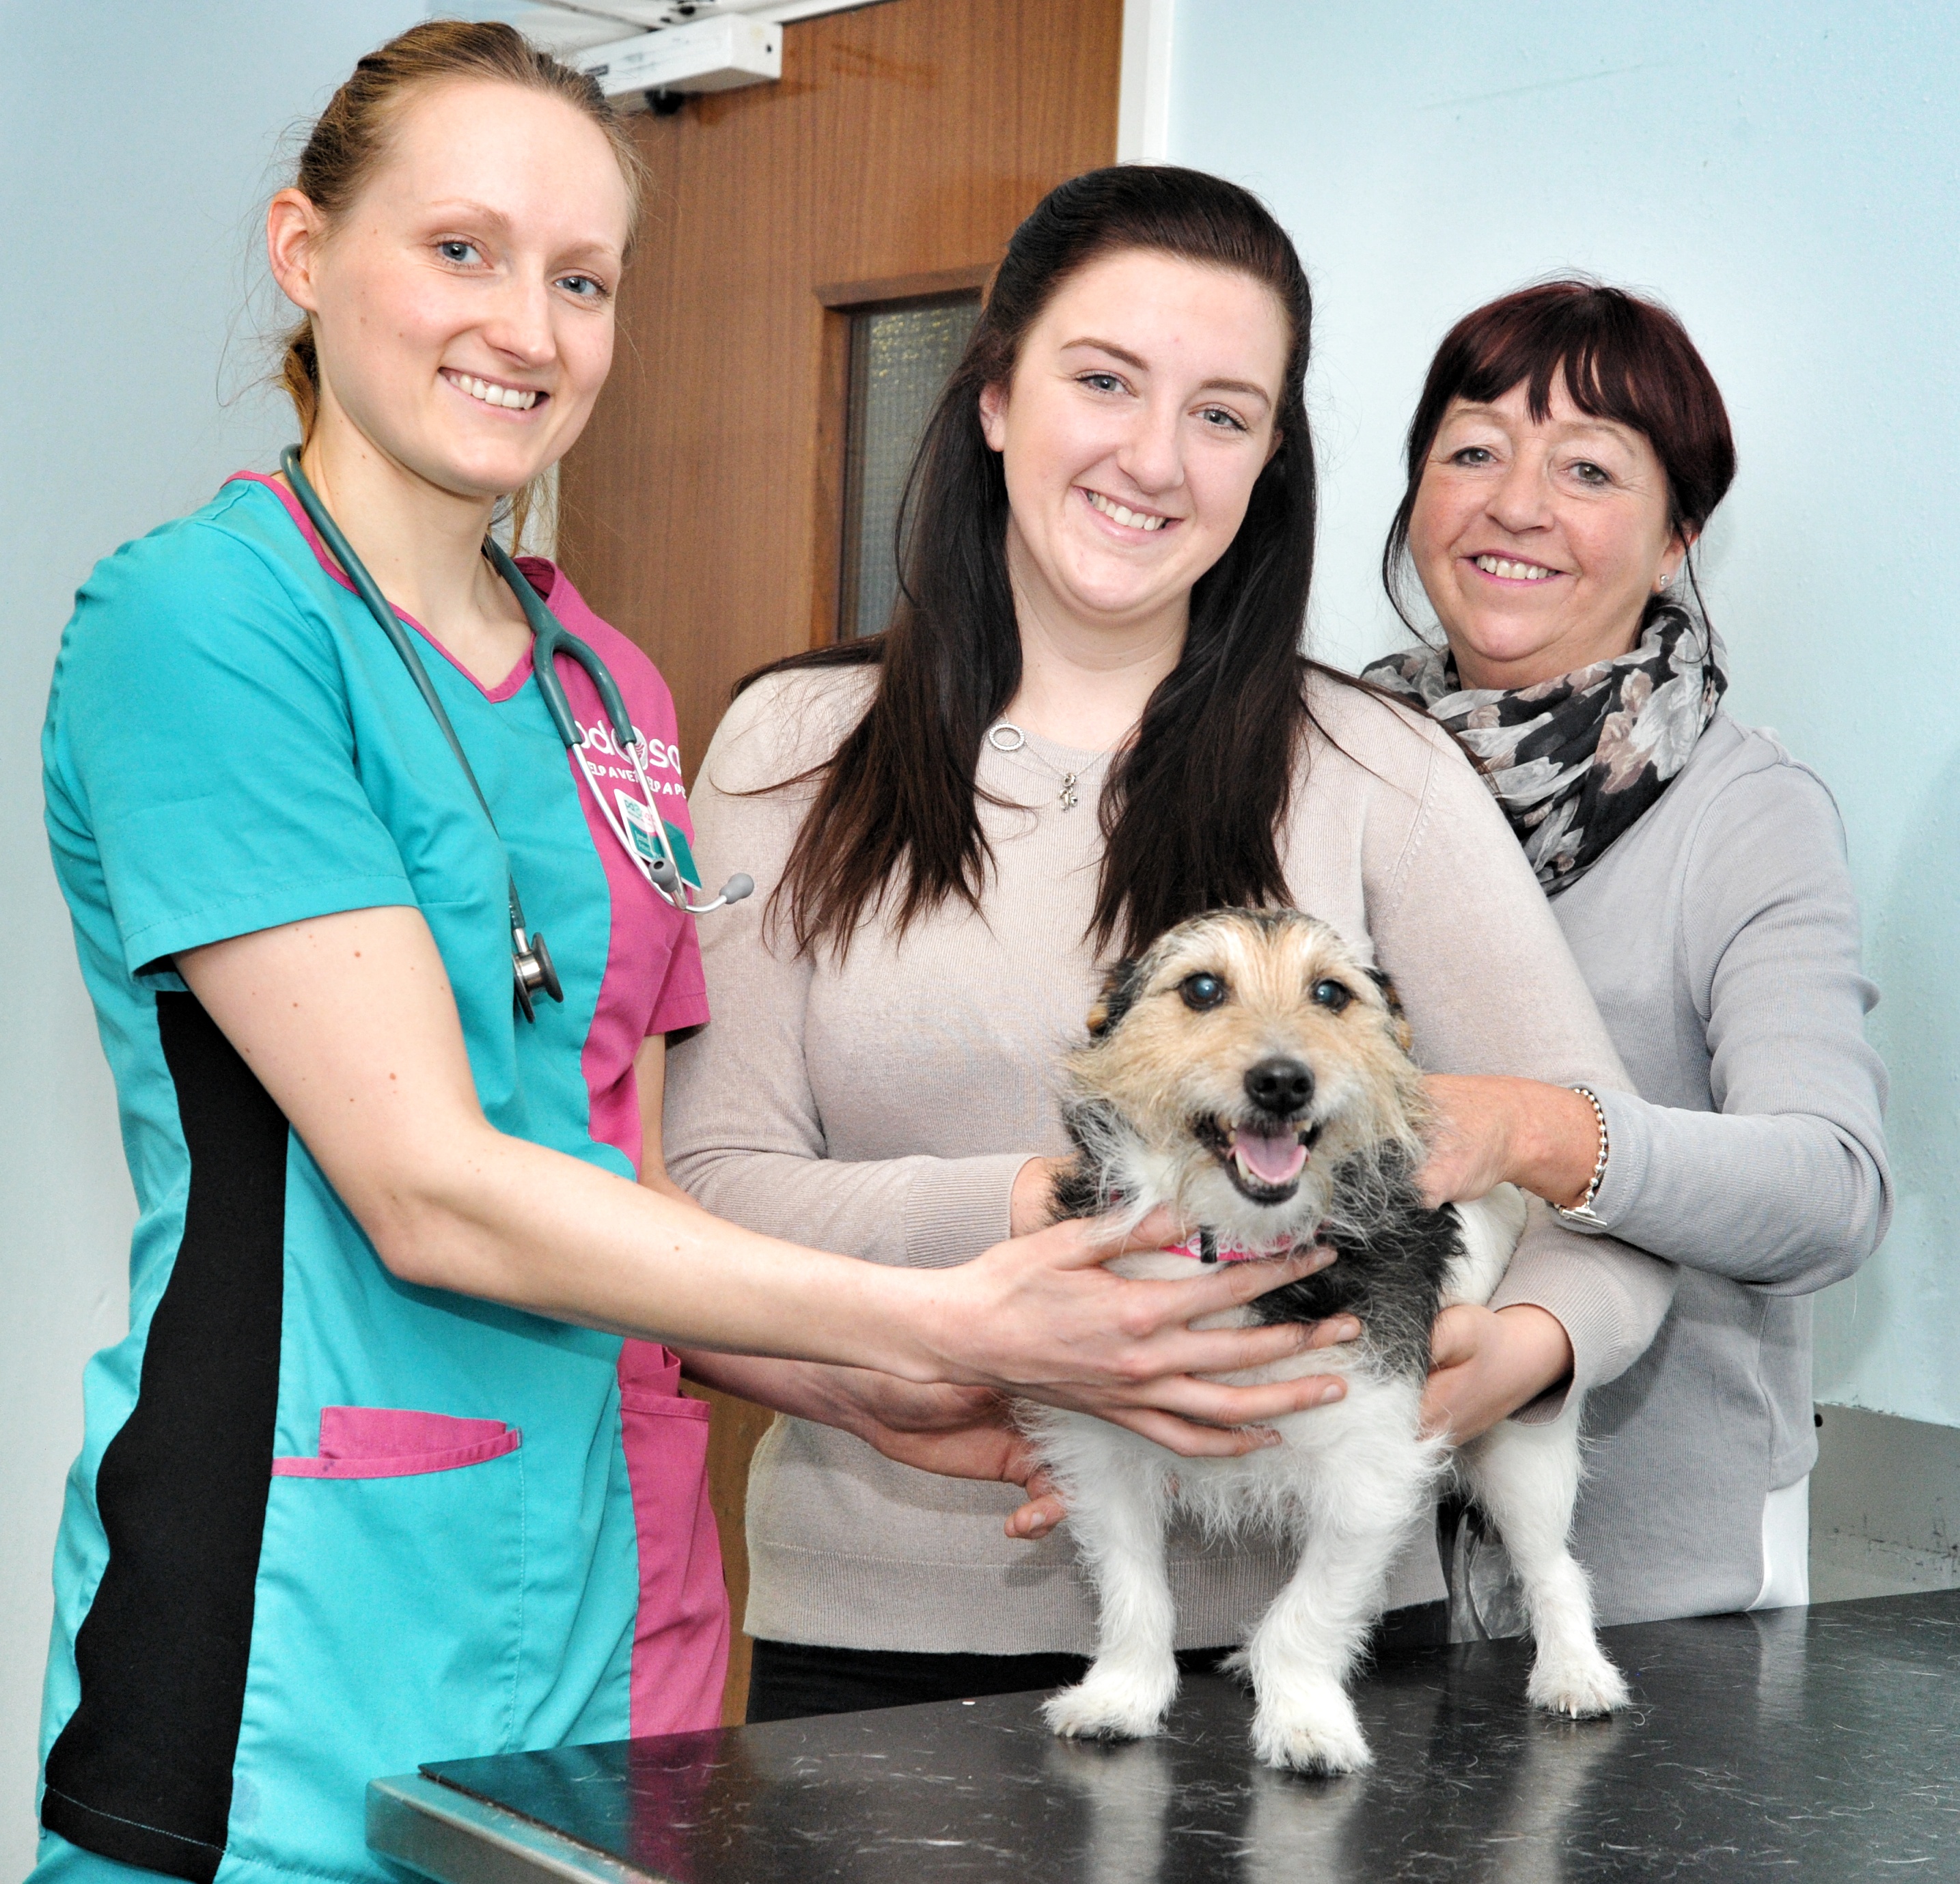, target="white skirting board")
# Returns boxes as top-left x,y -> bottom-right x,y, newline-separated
1811,1405 -> 1960,1602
